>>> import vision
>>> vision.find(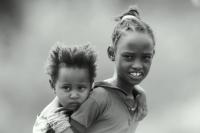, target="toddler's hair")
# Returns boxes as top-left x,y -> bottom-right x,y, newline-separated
45,42 -> 97,84
112,5 -> 155,47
